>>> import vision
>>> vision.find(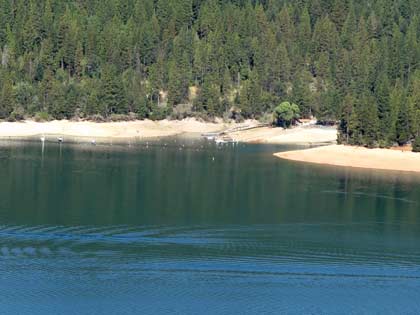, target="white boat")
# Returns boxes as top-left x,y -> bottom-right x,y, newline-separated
202,132 -> 219,140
